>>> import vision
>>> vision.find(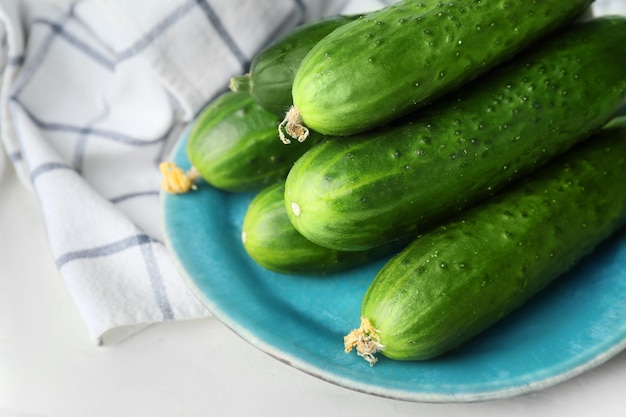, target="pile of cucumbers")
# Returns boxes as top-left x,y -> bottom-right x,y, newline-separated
178,1 -> 626,366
